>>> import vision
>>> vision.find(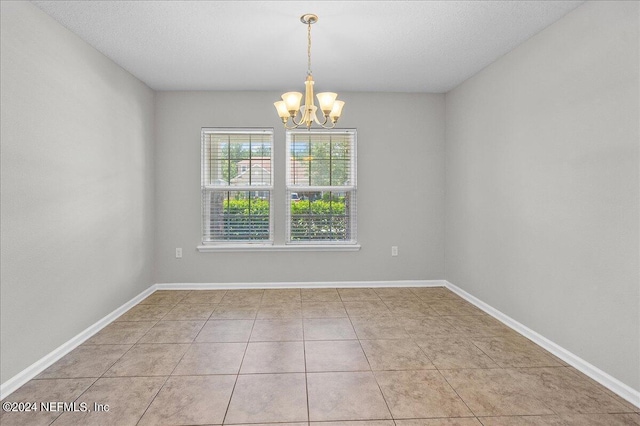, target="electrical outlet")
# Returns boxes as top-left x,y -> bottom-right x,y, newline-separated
391,246 -> 398,257
175,248 -> 183,259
